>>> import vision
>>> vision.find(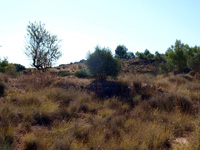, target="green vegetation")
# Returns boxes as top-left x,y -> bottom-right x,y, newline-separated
187,53 -> 200,73
74,69 -> 91,78
159,62 -> 174,74
58,71 -> 72,77
25,21 -> 62,71
13,63 -> 26,72
0,59 -> 9,73
3,20 -> 200,149
87,46 -> 121,80
115,45 -> 135,59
